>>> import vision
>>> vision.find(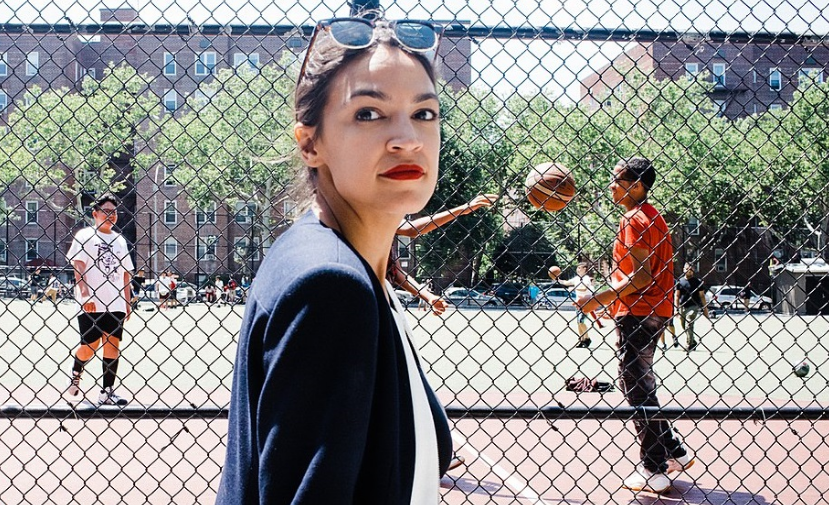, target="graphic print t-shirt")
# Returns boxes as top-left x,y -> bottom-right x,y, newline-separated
67,227 -> 134,313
